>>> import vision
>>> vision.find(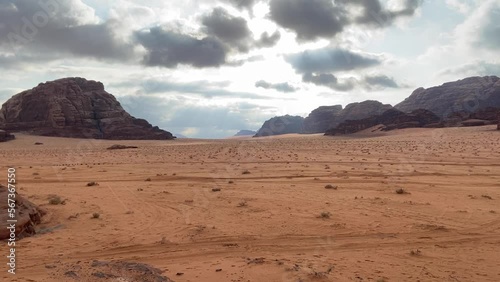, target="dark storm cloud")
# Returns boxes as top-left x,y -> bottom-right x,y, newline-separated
255,31 -> 281,48
255,80 -> 298,93
136,27 -> 228,68
269,0 -> 348,41
201,7 -> 253,52
0,0 -> 134,60
303,73 -> 400,91
268,0 -> 423,41
285,47 -> 382,74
